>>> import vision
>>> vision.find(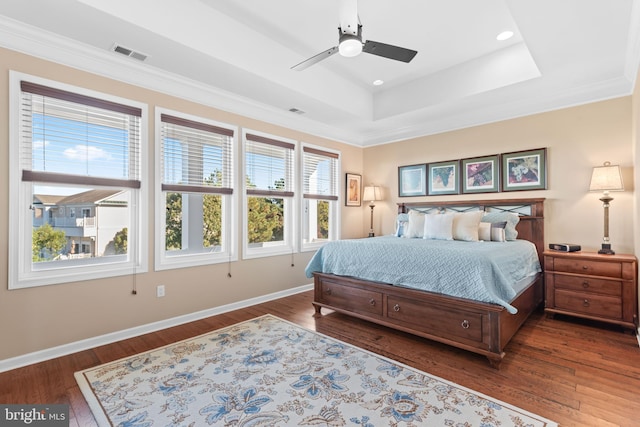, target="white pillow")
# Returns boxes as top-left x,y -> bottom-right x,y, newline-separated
478,221 -> 507,242
424,213 -> 454,240
452,211 -> 484,241
406,210 -> 426,238
478,222 -> 491,241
